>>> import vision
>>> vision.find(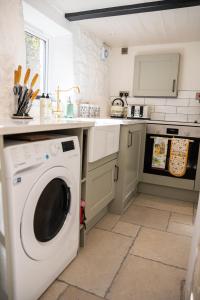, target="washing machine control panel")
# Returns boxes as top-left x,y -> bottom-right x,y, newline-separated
49,142 -> 61,156
6,137 -> 79,172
